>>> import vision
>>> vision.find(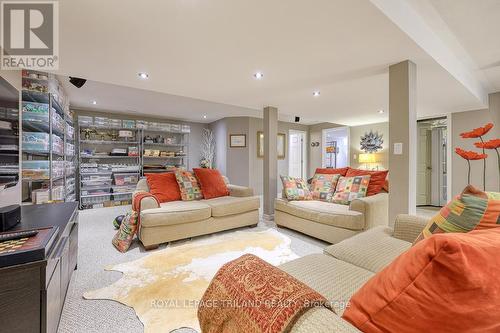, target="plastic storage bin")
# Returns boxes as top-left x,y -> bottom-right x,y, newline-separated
122,120 -> 135,128
113,173 -> 139,186
66,123 -> 74,138
94,117 -> 109,127
81,194 -> 111,206
108,119 -> 122,128
136,120 -> 147,129
78,116 -> 93,126
22,132 -> 63,155
181,125 -> 191,133
170,124 -> 181,132
113,193 -> 132,201
22,160 -> 64,180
